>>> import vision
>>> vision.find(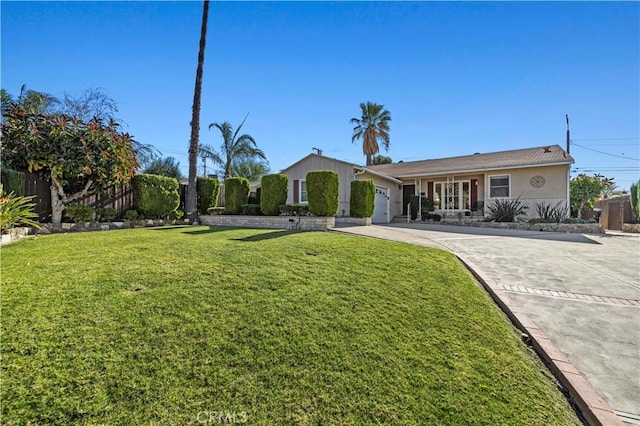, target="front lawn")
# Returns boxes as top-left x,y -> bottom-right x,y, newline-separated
1,227 -> 579,425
